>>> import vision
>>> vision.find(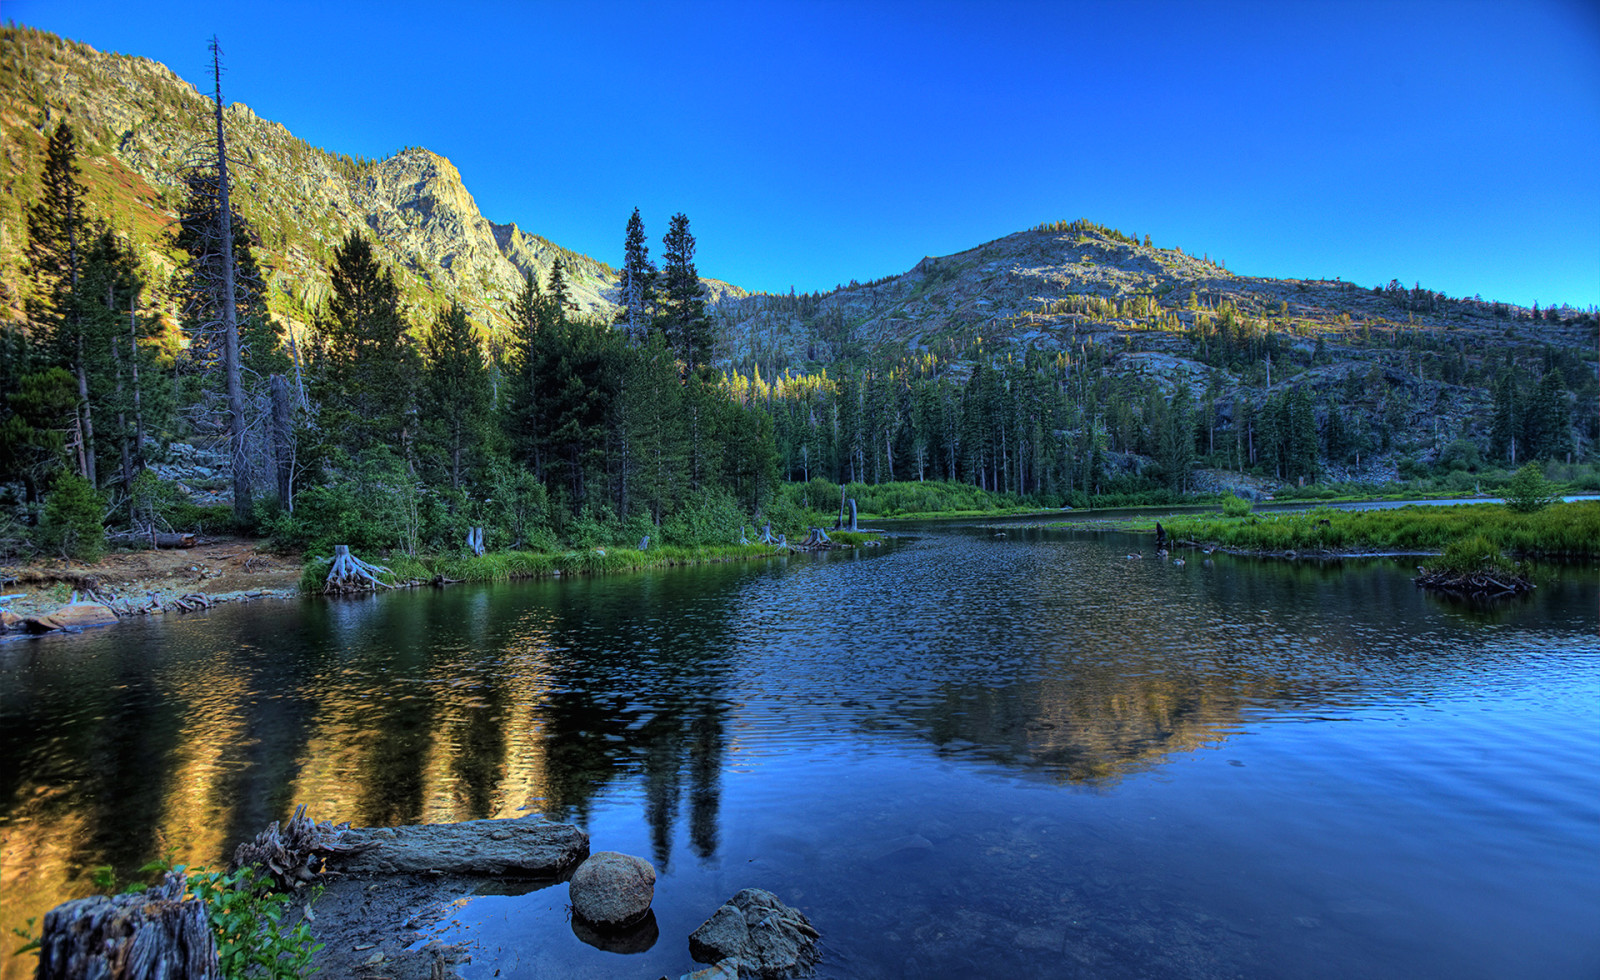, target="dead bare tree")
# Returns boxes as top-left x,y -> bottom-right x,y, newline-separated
170,39 -> 296,517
